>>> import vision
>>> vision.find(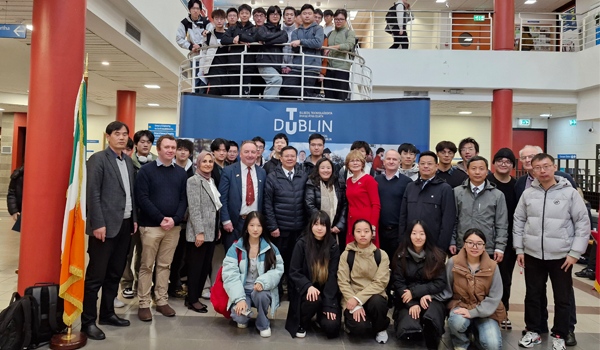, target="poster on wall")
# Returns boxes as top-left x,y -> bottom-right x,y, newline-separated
561,7 -> 579,52
179,94 -> 431,167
